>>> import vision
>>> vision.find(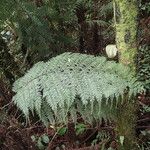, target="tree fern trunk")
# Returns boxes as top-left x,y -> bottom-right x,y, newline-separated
115,96 -> 138,150
113,0 -> 139,149
114,0 -> 138,73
